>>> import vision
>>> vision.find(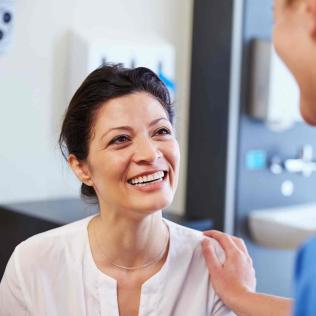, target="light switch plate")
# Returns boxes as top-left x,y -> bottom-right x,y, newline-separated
0,0 -> 15,54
